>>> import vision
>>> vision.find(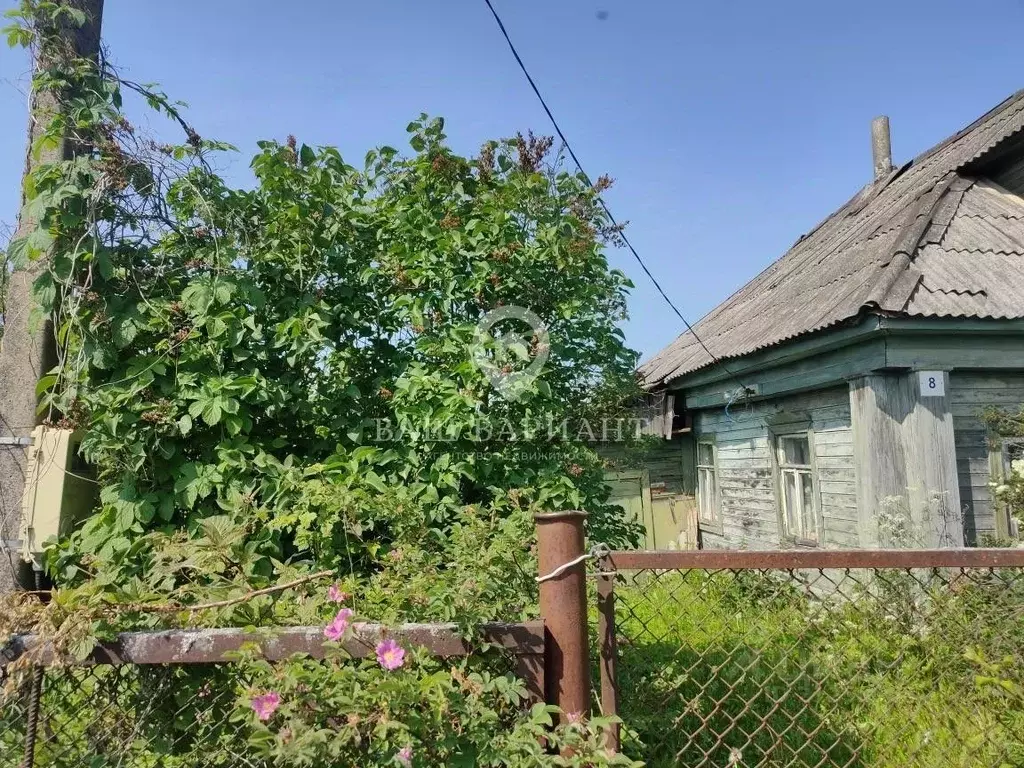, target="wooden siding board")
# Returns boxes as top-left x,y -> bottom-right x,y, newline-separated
816,457 -> 855,471
885,336 -> 1024,370
600,440 -> 687,495
683,340 -> 888,410
949,372 -> 1024,541
695,385 -> 855,550
851,371 -> 964,547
